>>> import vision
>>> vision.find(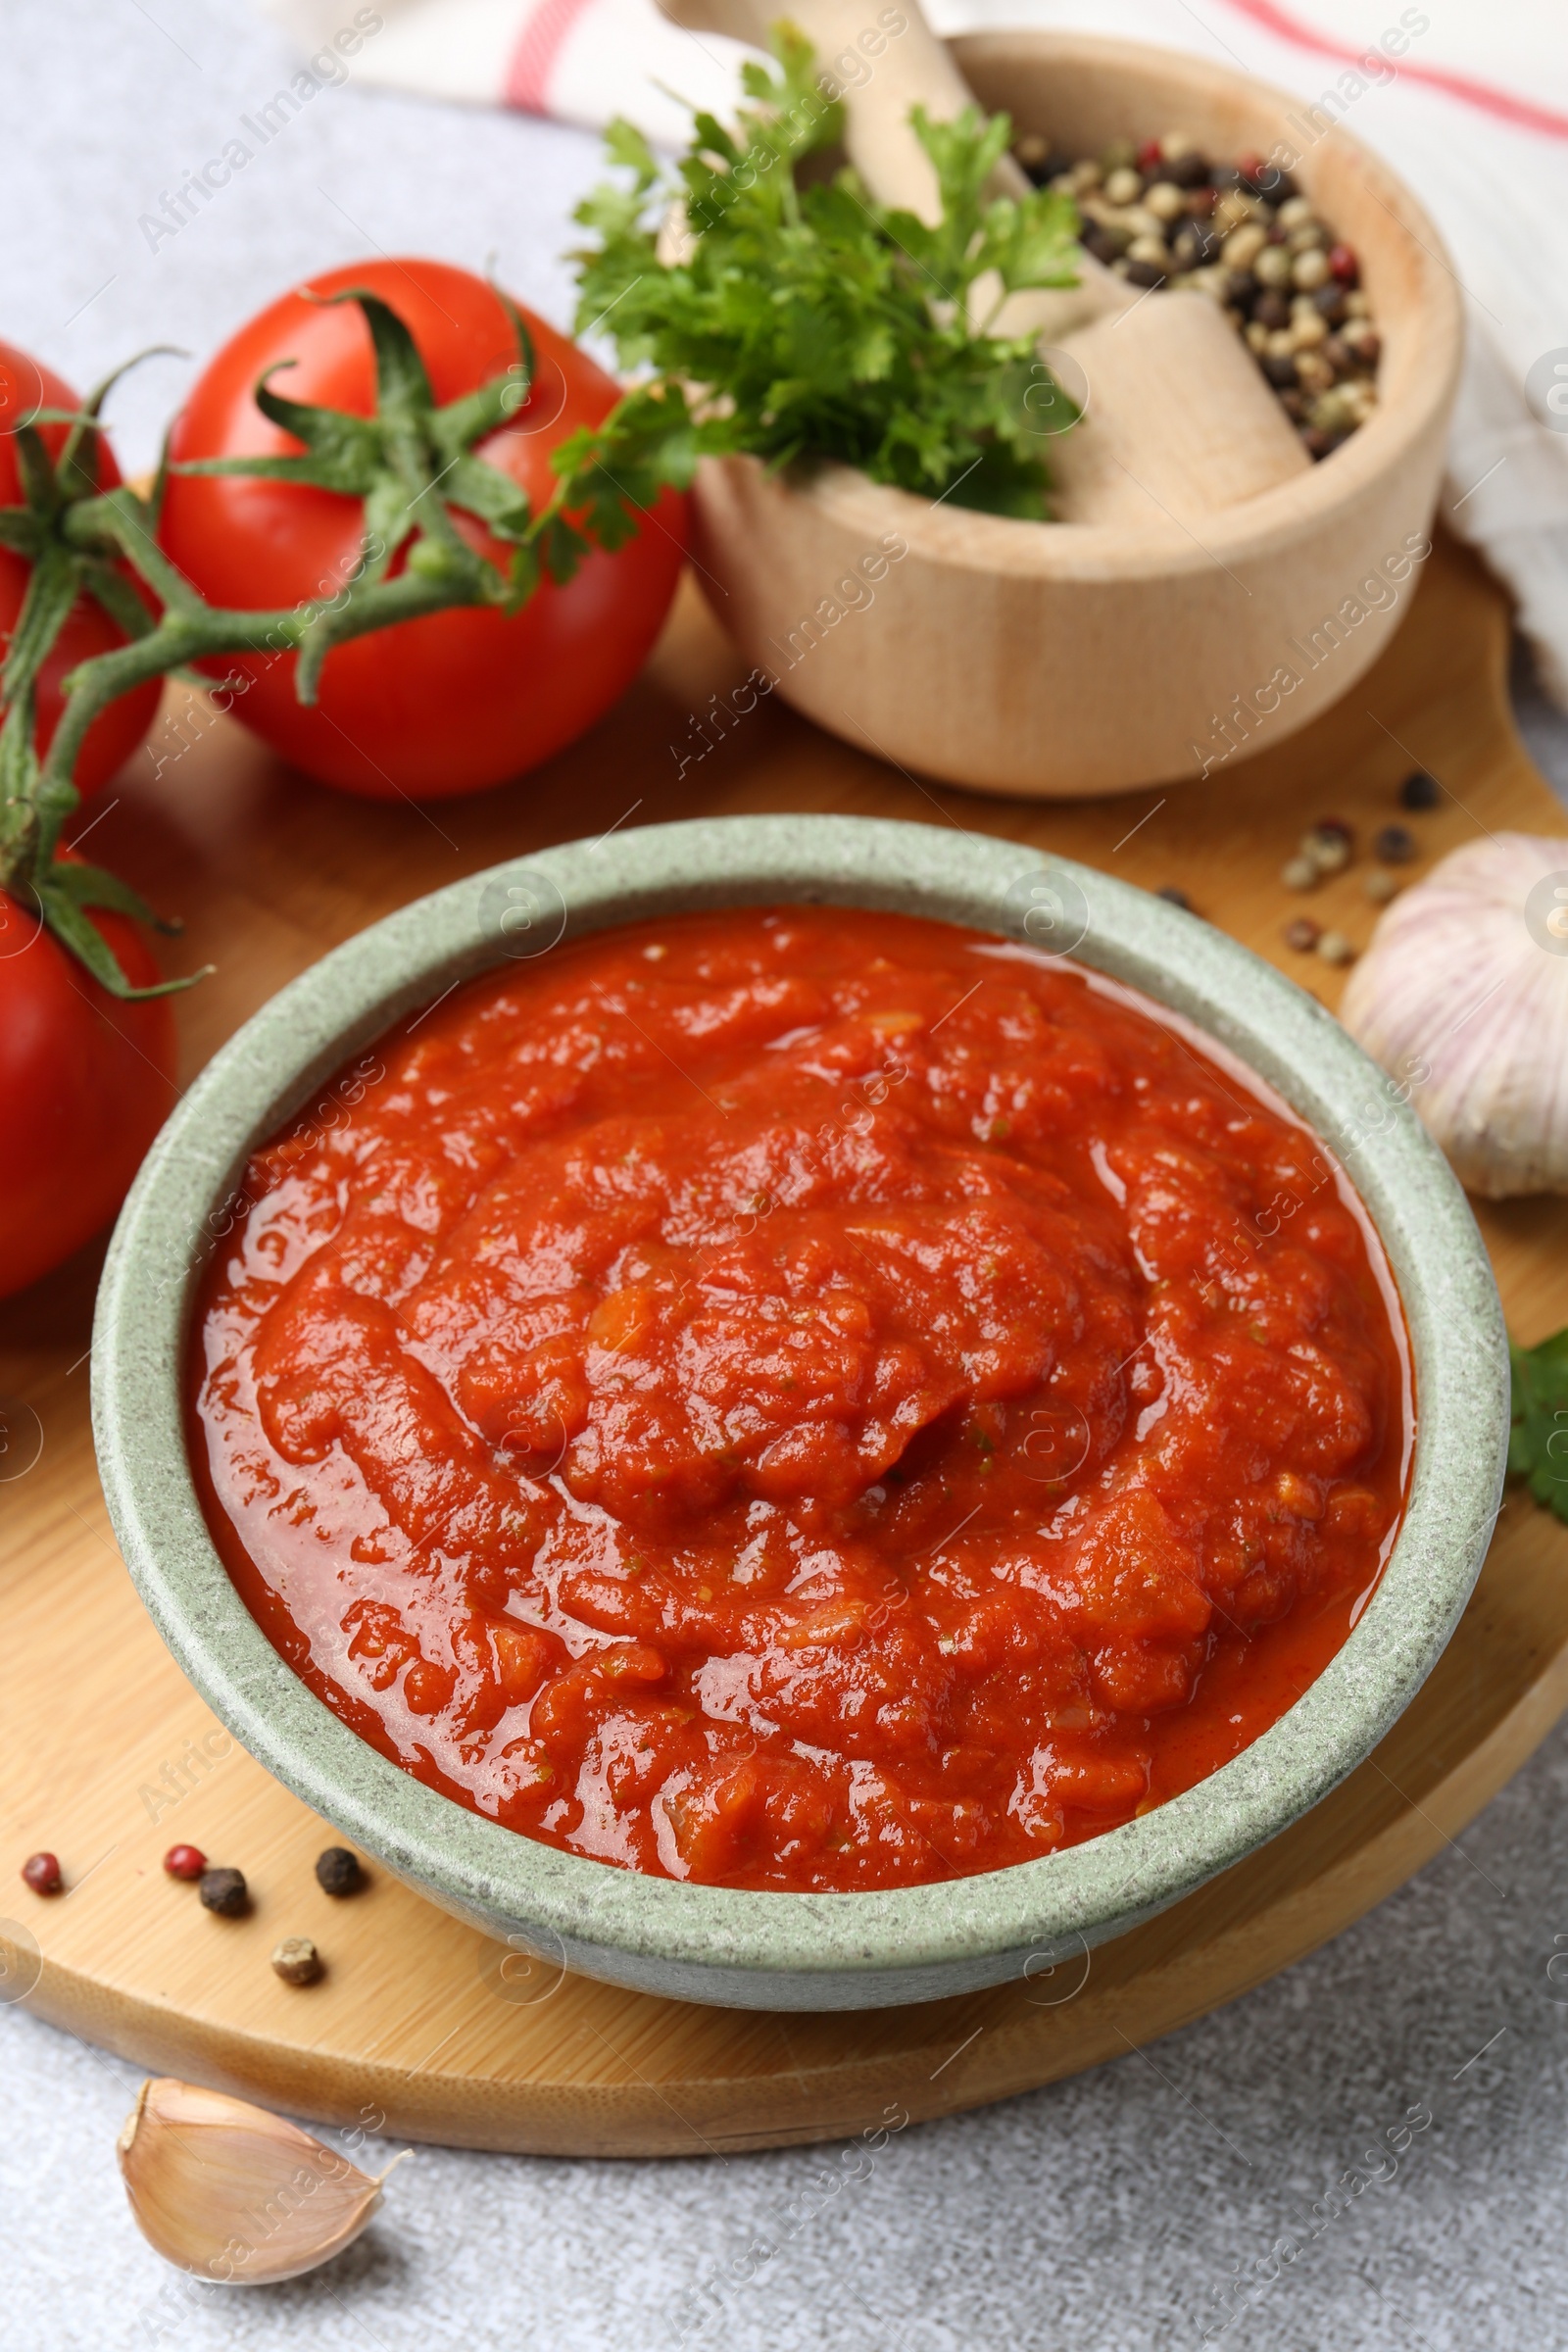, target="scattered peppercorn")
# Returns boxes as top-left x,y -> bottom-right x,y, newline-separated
1317,930 -> 1356,965
1282,855 -> 1318,891
1156,884 -> 1194,910
1364,867 -> 1398,905
270,1936 -> 322,1986
315,1846 -> 366,1897
163,1844 -> 206,1881
1298,832 -> 1353,879
1399,769 -> 1440,810
1302,824 -> 1350,873
199,1866 -> 248,1918
1374,823 -> 1417,864
1284,916 -> 1321,952
21,1851 -> 61,1895
1313,816 -> 1352,844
